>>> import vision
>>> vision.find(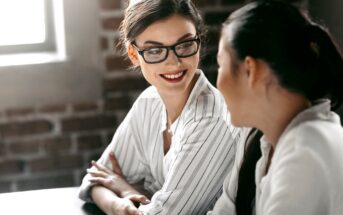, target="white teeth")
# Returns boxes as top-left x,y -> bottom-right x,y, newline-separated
163,71 -> 184,79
